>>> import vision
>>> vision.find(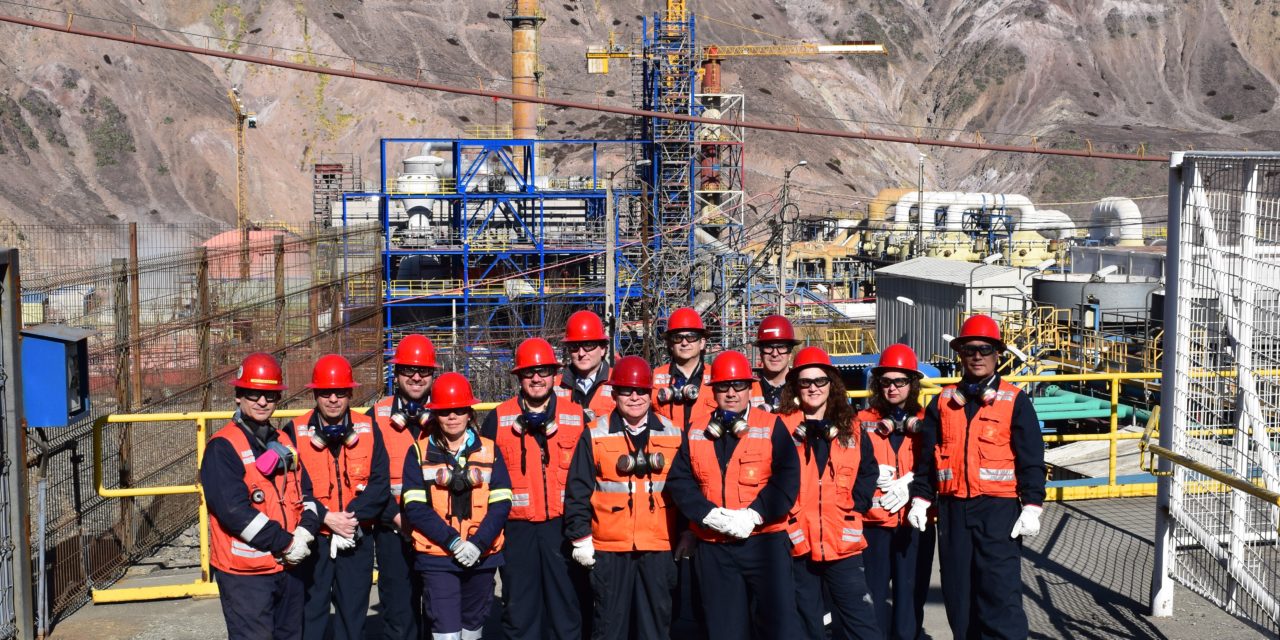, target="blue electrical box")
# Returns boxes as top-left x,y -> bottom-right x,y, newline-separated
21,324 -> 94,428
